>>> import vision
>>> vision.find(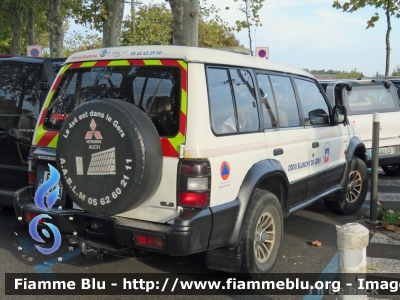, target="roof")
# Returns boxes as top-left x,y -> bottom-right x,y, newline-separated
319,79 -> 389,86
65,45 -> 313,79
